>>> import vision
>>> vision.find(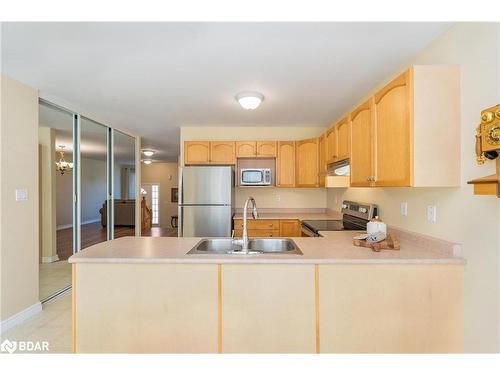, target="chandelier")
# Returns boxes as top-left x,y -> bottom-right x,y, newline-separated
55,146 -> 73,175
